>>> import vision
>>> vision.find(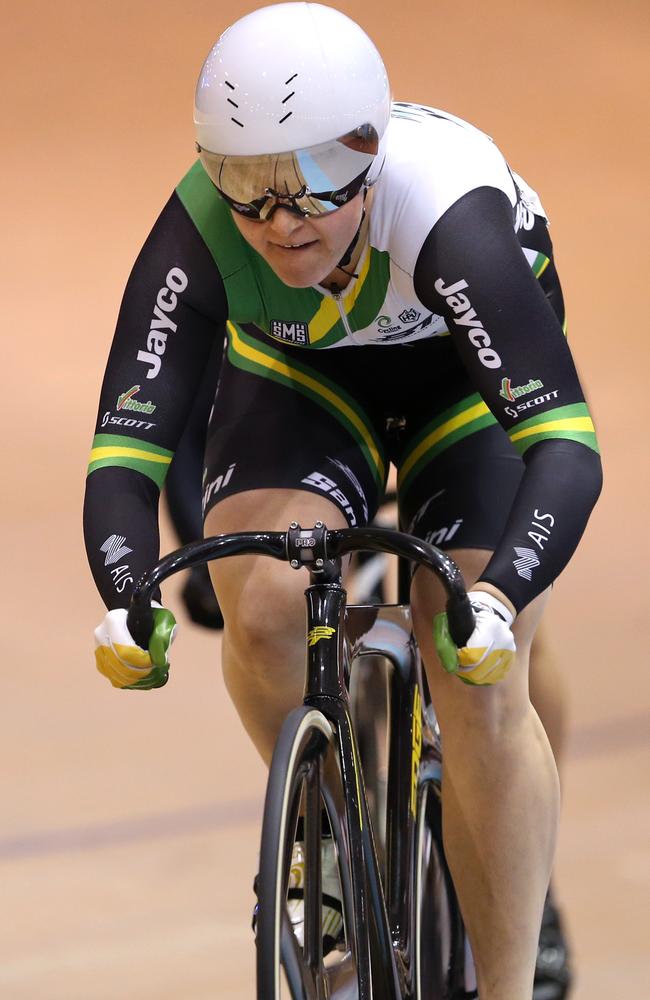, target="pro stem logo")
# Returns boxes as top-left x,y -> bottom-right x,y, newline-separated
307,626 -> 336,647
